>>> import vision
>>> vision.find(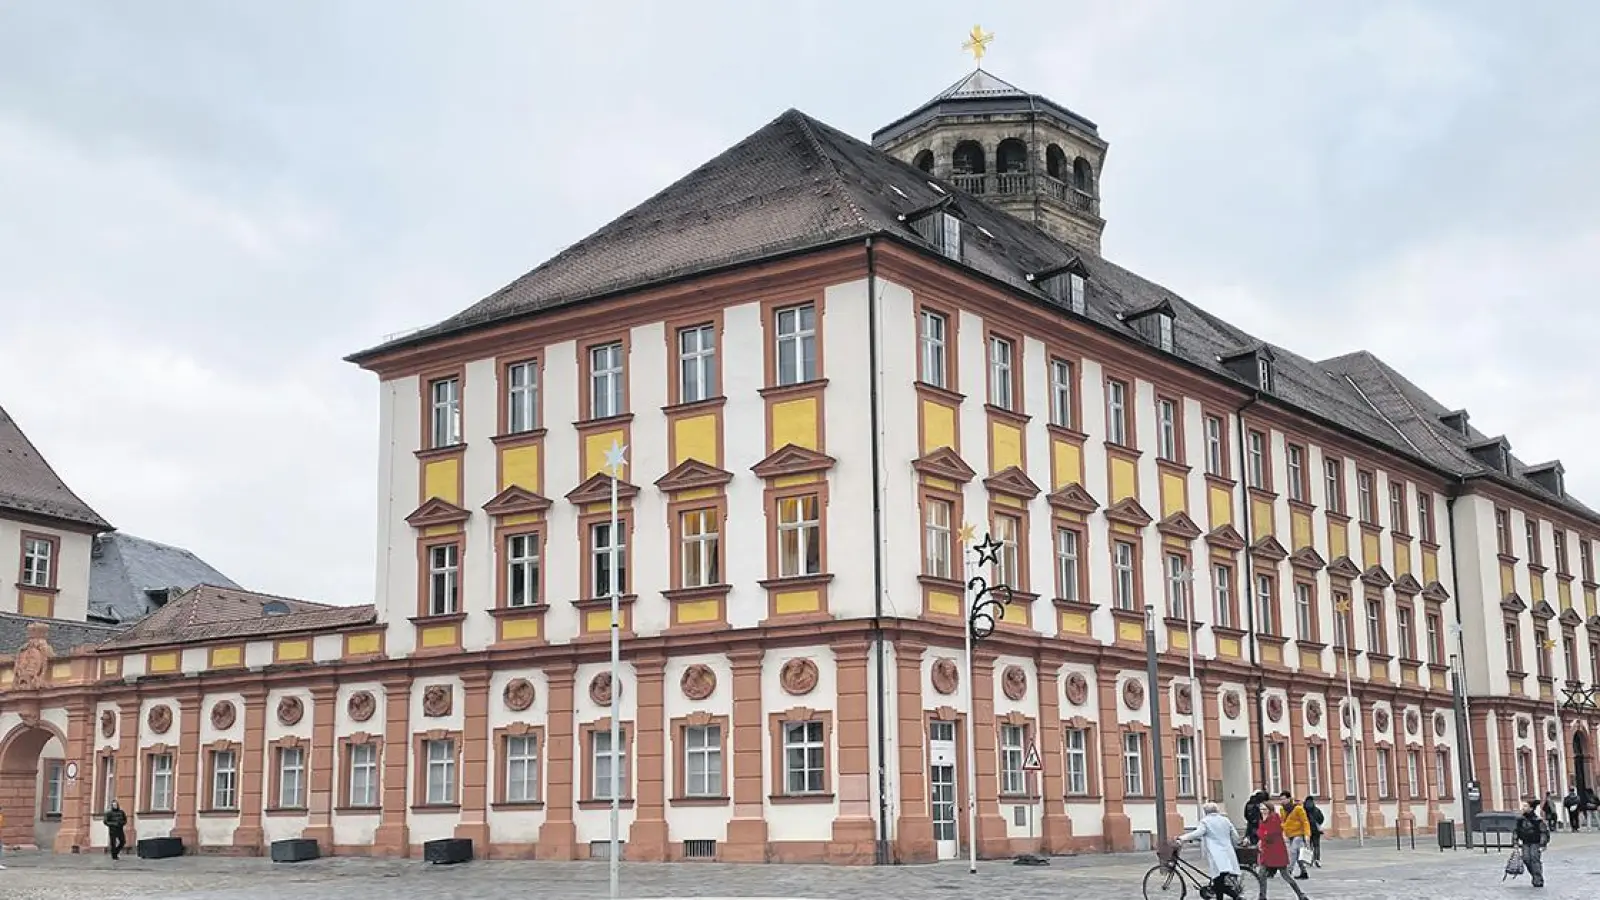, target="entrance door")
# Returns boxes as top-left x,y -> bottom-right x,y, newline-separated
929,721 -> 959,860
1575,731 -> 1592,795
1221,736 -> 1252,820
